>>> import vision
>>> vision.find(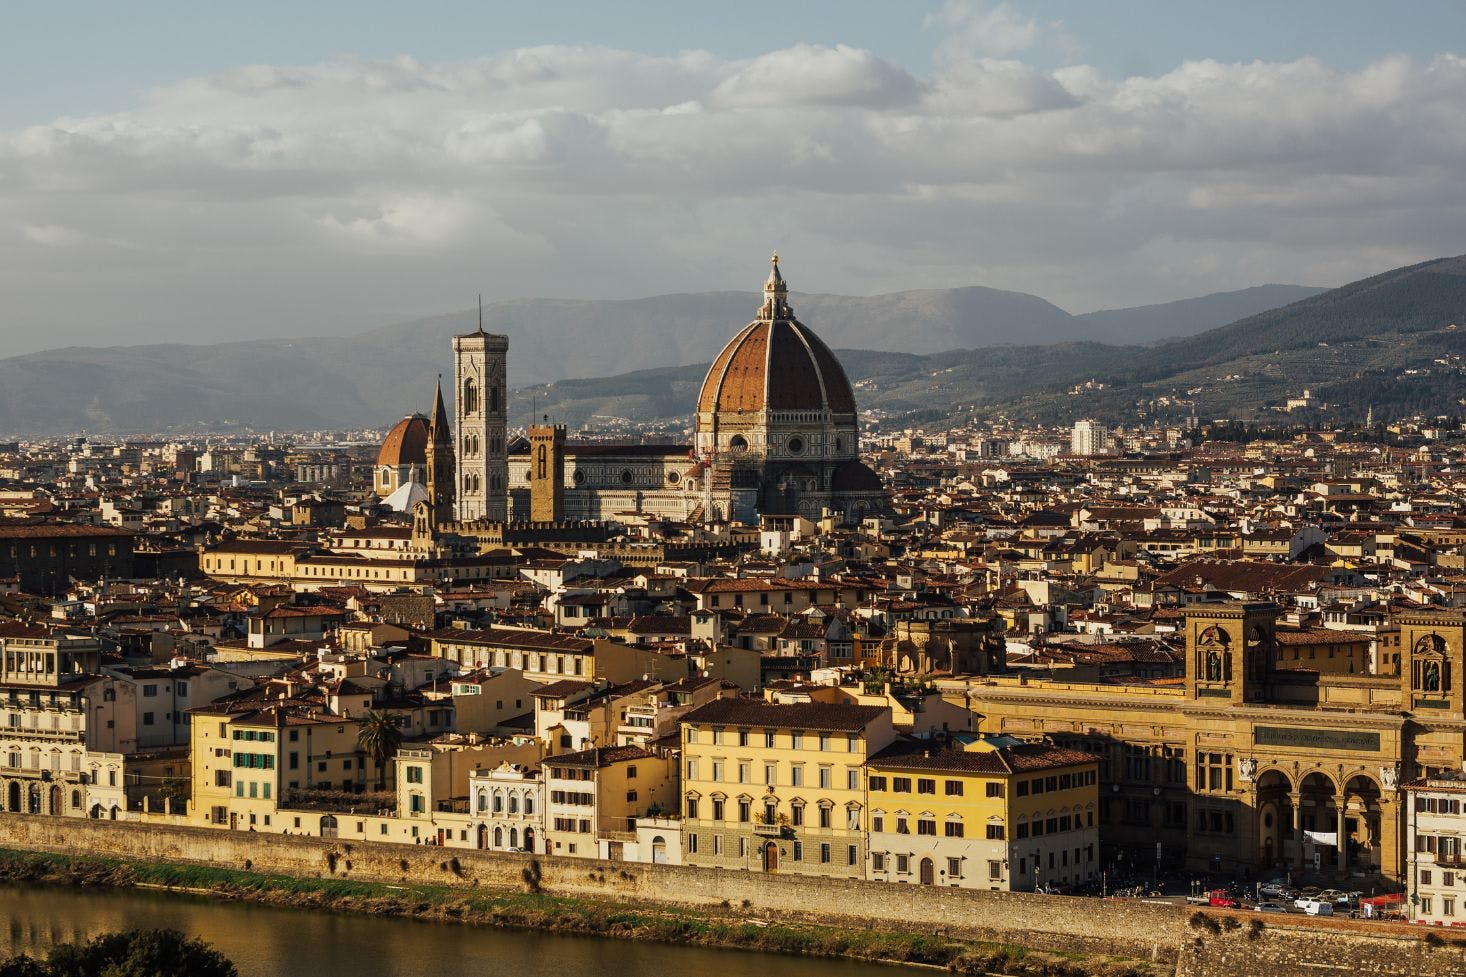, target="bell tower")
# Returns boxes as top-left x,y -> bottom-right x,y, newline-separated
453,297 -> 509,522
1184,602 -> 1277,704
